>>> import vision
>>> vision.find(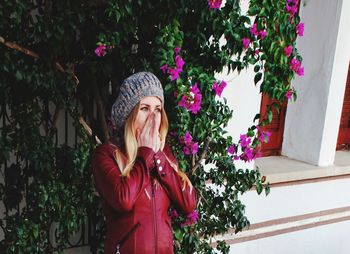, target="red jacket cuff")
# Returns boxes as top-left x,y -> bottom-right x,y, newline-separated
137,146 -> 155,169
